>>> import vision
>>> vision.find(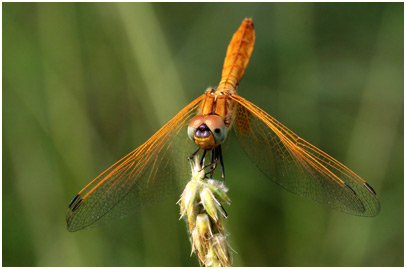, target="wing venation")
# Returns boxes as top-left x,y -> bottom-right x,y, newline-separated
230,94 -> 380,216
67,95 -> 204,231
